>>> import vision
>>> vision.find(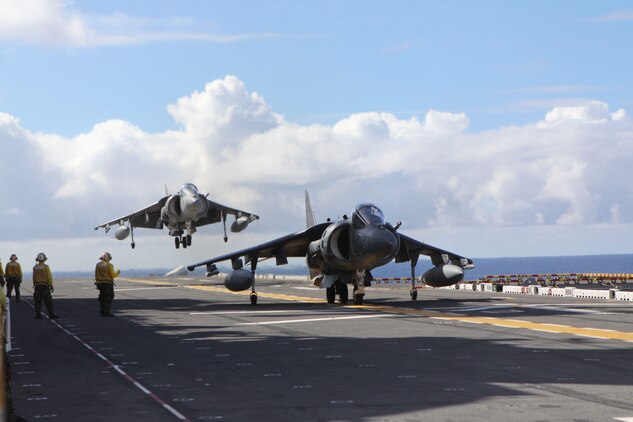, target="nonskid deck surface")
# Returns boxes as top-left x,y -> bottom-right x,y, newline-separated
8,276 -> 633,422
